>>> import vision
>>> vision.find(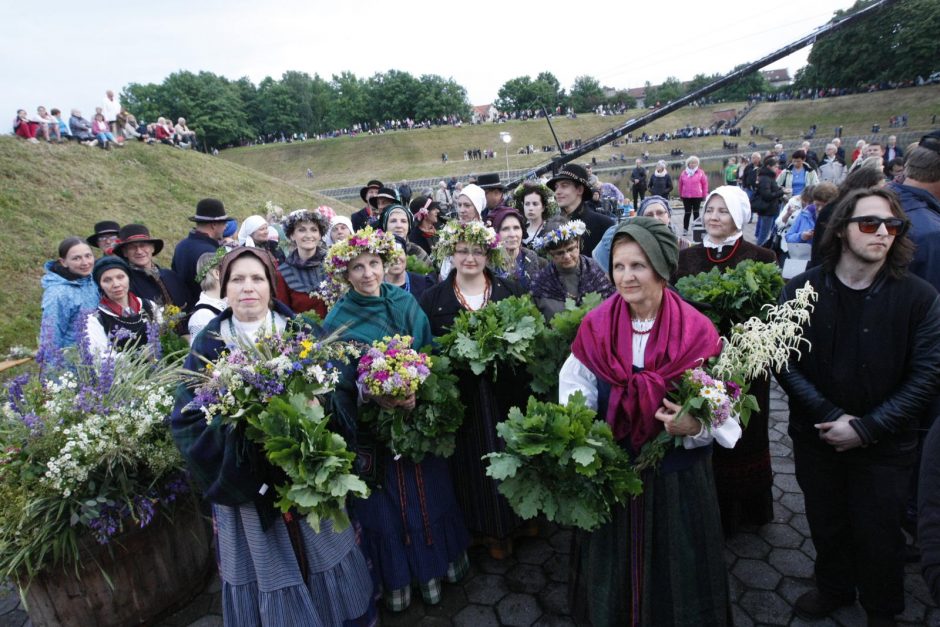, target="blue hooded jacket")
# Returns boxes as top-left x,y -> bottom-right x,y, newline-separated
40,260 -> 100,349
888,181 -> 940,292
